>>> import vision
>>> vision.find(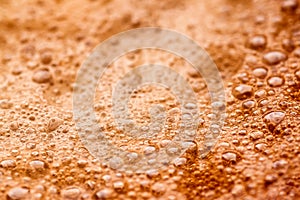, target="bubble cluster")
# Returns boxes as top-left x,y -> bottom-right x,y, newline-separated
0,0 -> 299,199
